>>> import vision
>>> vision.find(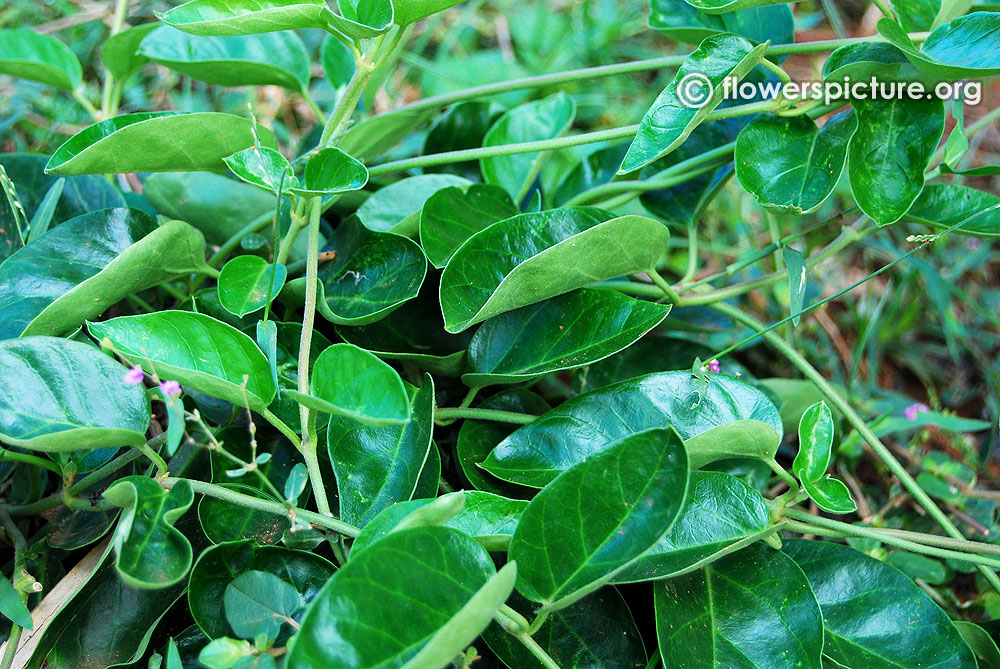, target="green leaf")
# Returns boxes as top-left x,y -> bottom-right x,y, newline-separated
45,112 -> 277,176
649,0 -> 794,45
306,343 -> 410,426
328,375 -> 434,526
88,311 -> 277,411
464,288 -> 670,387
328,0 -> 394,39
0,210 -> 210,340
894,0 -> 940,32
289,147 -> 368,197
224,146 -> 293,194
904,184 -> 1000,237
341,108 -> 438,163
801,476 -> 857,514
218,256 -> 287,318
423,101 -> 506,180
784,539 -> 977,668
821,42 -> 917,82
286,526 -> 498,668
482,589 -> 647,669
481,92 -> 576,201
440,207 -> 669,333
510,427 -> 688,611
25,177 -> 64,243
393,0 -> 466,25
103,477 -> 195,589
483,371 -> 782,487
0,28 -> 82,91
619,34 -> 767,174
612,471 -> 774,583
101,23 -> 158,80
0,337 -> 150,451
955,622 -> 1000,669
356,173 -> 470,233
654,543 -> 824,669
198,484 -> 291,545
199,638 -> 253,669
418,183 -> 518,269
783,244 -> 807,326
188,540 -> 334,640
683,0 -> 791,12
793,400 -> 834,483
138,27 -> 310,91
878,13 -> 1000,80
223,570 -> 301,642
0,574 -> 33,629
736,111 -> 856,215
159,0 -> 336,35
350,494 -> 467,555
321,33 -> 354,87
848,96 -> 944,226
